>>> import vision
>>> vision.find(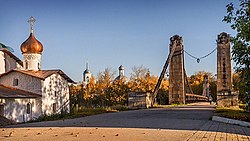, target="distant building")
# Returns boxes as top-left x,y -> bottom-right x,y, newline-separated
83,62 -> 92,86
0,17 -> 74,122
114,65 -> 127,82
